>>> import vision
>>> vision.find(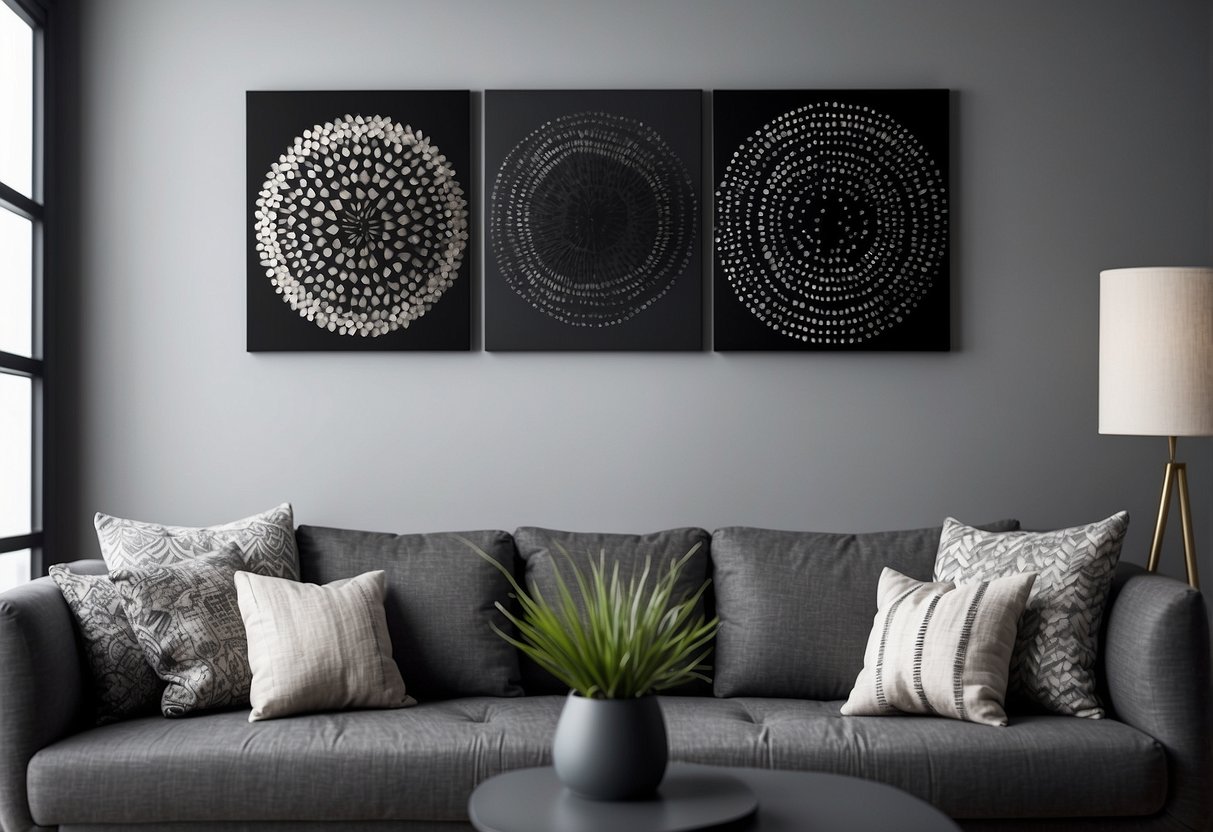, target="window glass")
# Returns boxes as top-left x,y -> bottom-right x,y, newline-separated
0,4 -> 33,198
0,209 -> 31,356
0,549 -> 29,594
0,373 -> 31,538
